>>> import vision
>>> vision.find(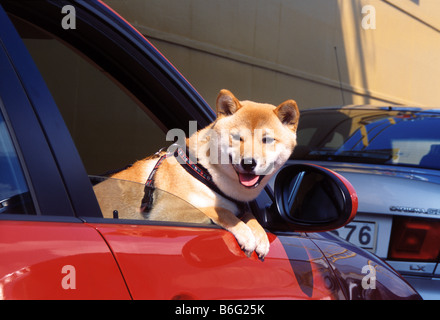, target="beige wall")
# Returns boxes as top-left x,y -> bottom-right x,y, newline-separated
106,0 -> 440,110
